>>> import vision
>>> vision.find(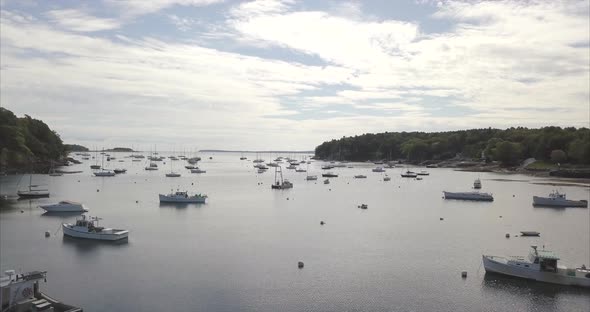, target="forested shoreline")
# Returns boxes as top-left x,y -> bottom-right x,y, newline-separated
0,108 -> 65,171
315,127 -> 590,166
